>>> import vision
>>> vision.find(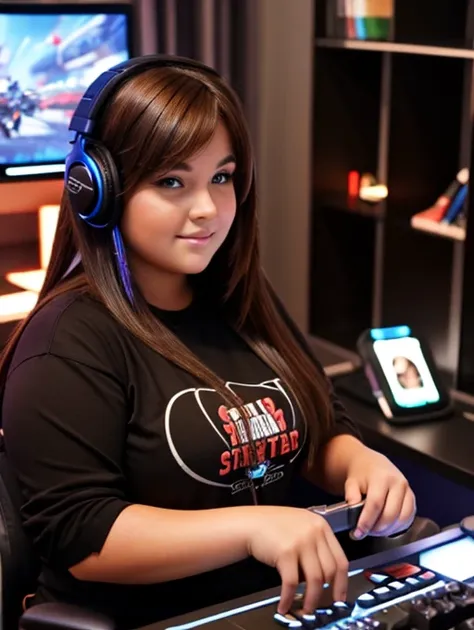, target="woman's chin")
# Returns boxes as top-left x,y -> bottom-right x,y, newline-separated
178,257 -> 214,276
